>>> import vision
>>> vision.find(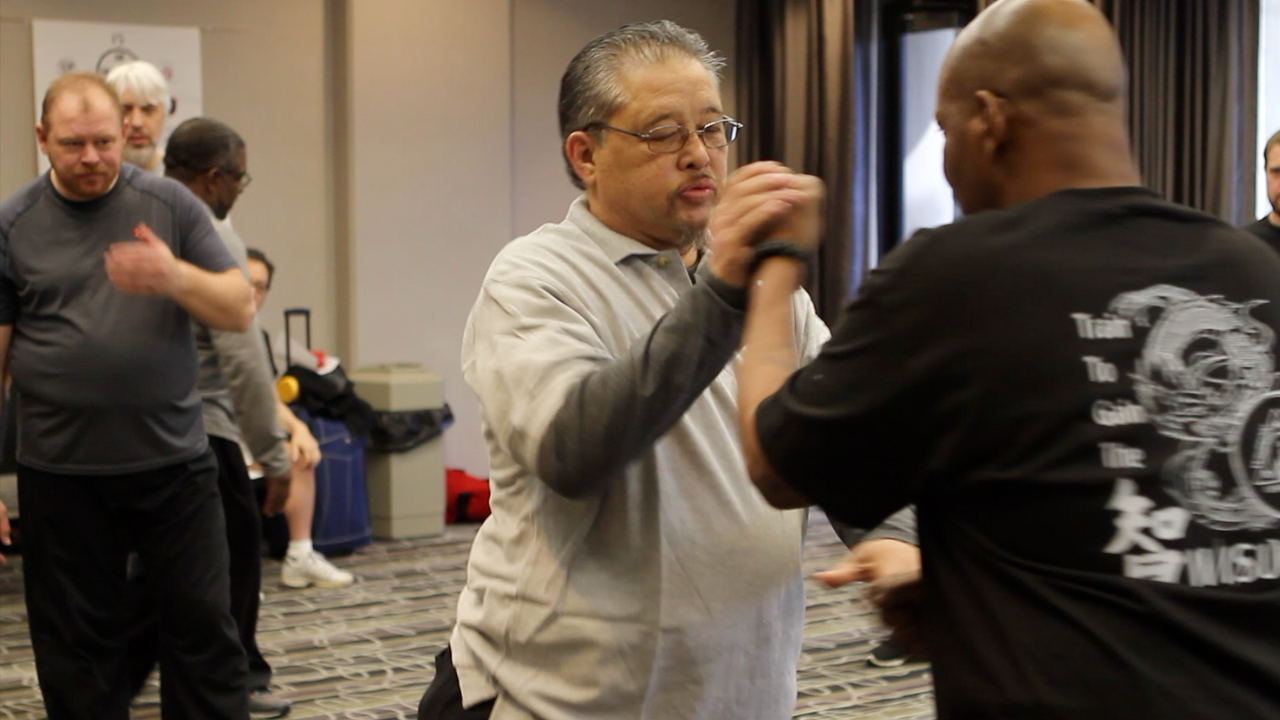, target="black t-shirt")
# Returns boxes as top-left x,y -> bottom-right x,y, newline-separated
757,187 -> 1280,719
1245,216 -> 1280,256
